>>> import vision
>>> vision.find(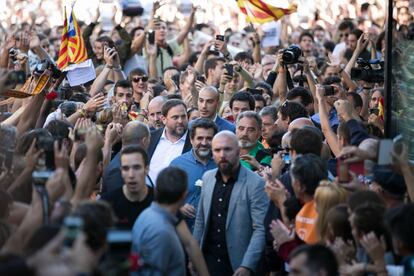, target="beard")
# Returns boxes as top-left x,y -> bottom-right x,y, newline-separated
218,160 -> 234,175
153,120 -> 164,129
196,147 -> 211,158
170,124 -> 186,137
238,139 -> 255,149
